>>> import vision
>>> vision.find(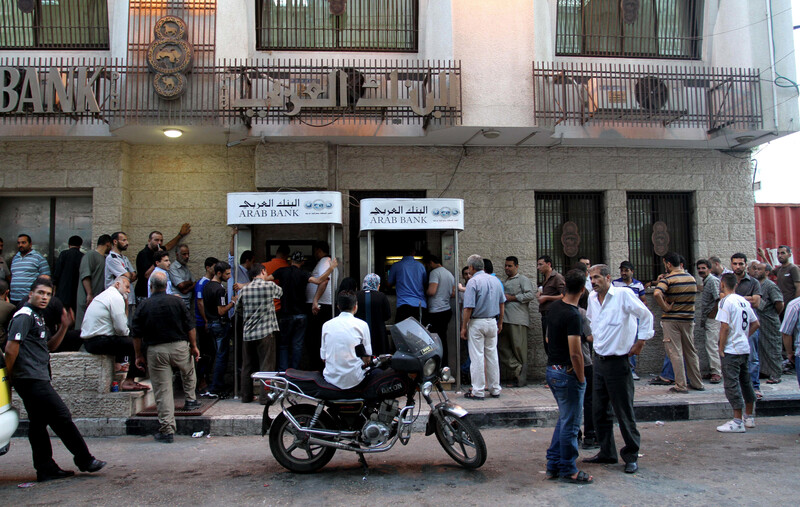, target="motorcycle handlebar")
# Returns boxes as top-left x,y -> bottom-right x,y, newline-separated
361,354 -> 392,370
